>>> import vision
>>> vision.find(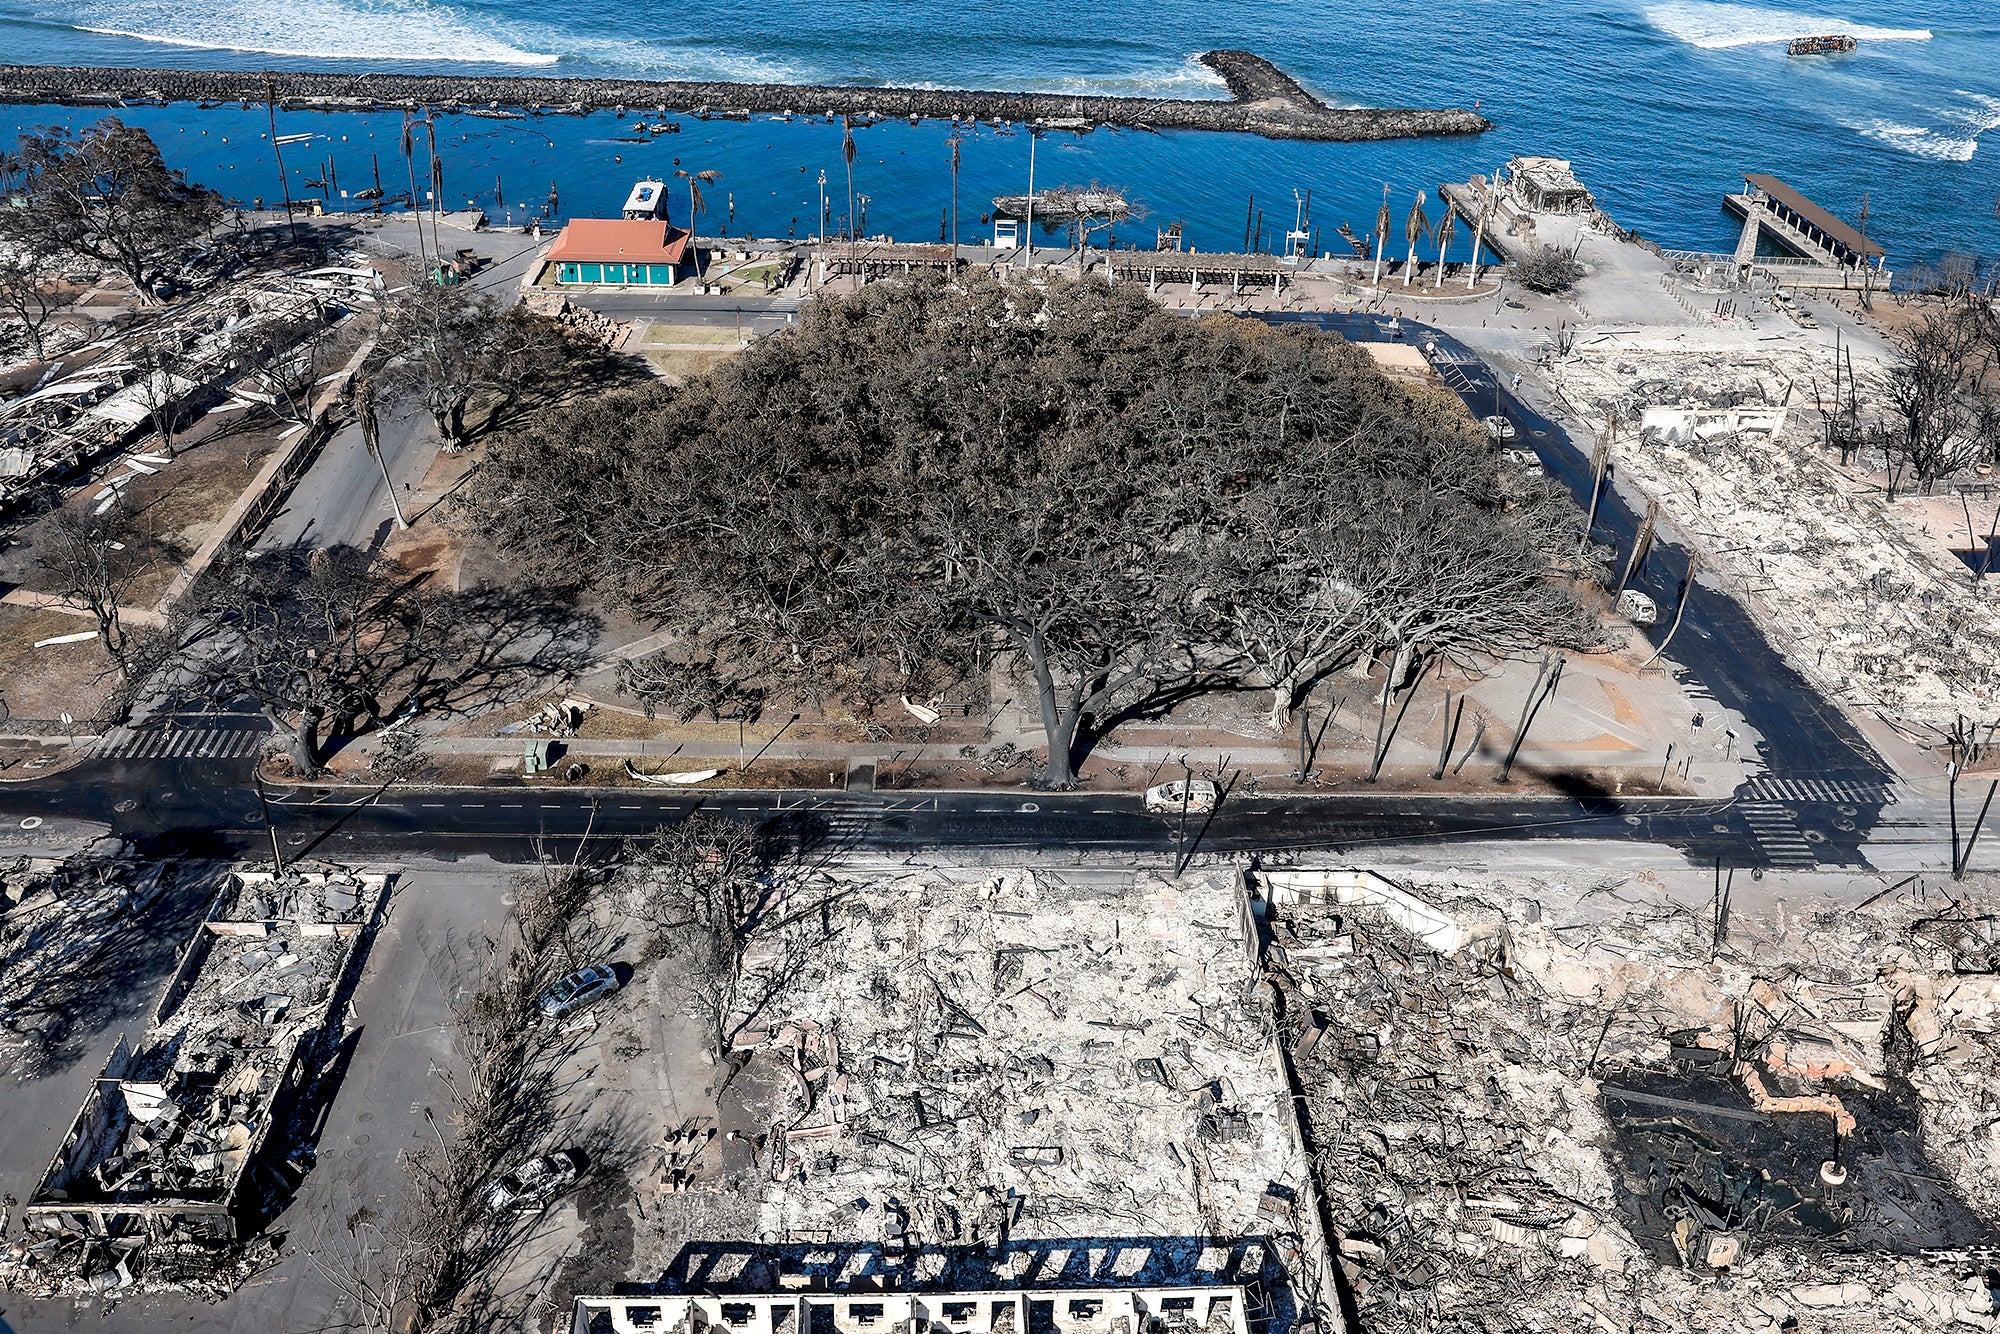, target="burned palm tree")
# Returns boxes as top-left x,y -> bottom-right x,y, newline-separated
264,75 -> 298,245
676,167 -> 721,279
947,135 -> 962,248
841,115 -> 857,243
1432,200 -> 1457,289
423,112 -> 446,272
1371,184 -> 1392,285
1467,171 -> 1496,290
1403,190 -> 1431,287
399,113 -> 427,269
